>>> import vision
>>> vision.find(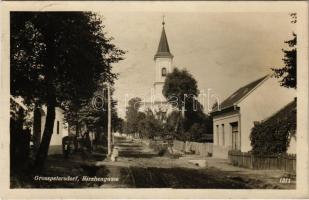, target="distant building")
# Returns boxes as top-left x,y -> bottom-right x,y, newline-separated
140,19 -> 176,118
211,75 -> 296,159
